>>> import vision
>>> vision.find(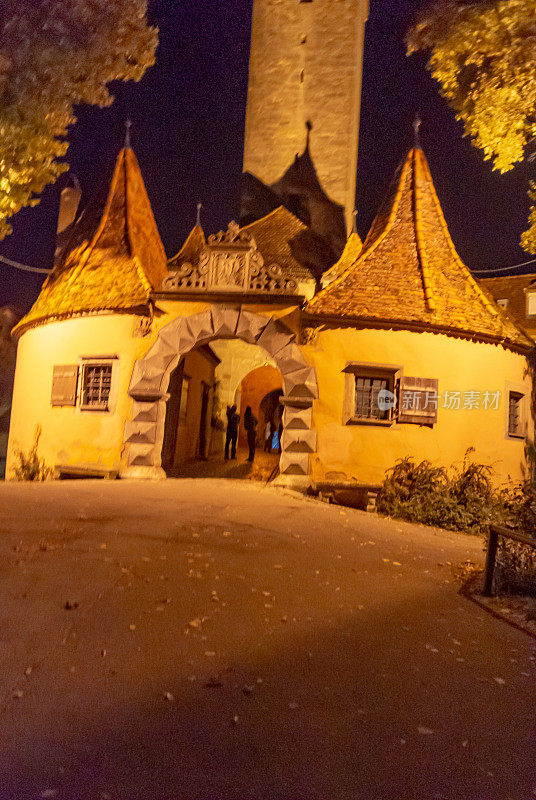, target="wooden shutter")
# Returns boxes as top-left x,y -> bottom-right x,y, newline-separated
342,372 -> 355,424
398,377 -> 438,425
51,365 -> 78,406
